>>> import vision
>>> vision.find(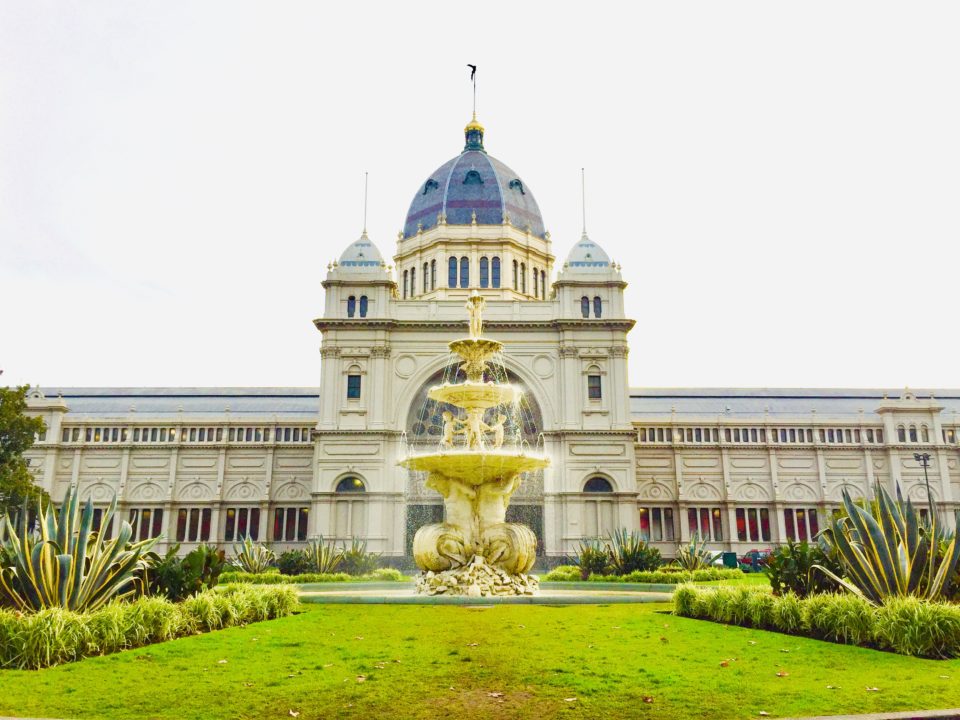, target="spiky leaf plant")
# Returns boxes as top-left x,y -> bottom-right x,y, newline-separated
817,483 -> 960,604
307,536 -> 343,574
0,487 -> 158,612
606,528 -> 661,574
231,536 -> 275,574
573,539 -> 610,579
675,536 -> 721,571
